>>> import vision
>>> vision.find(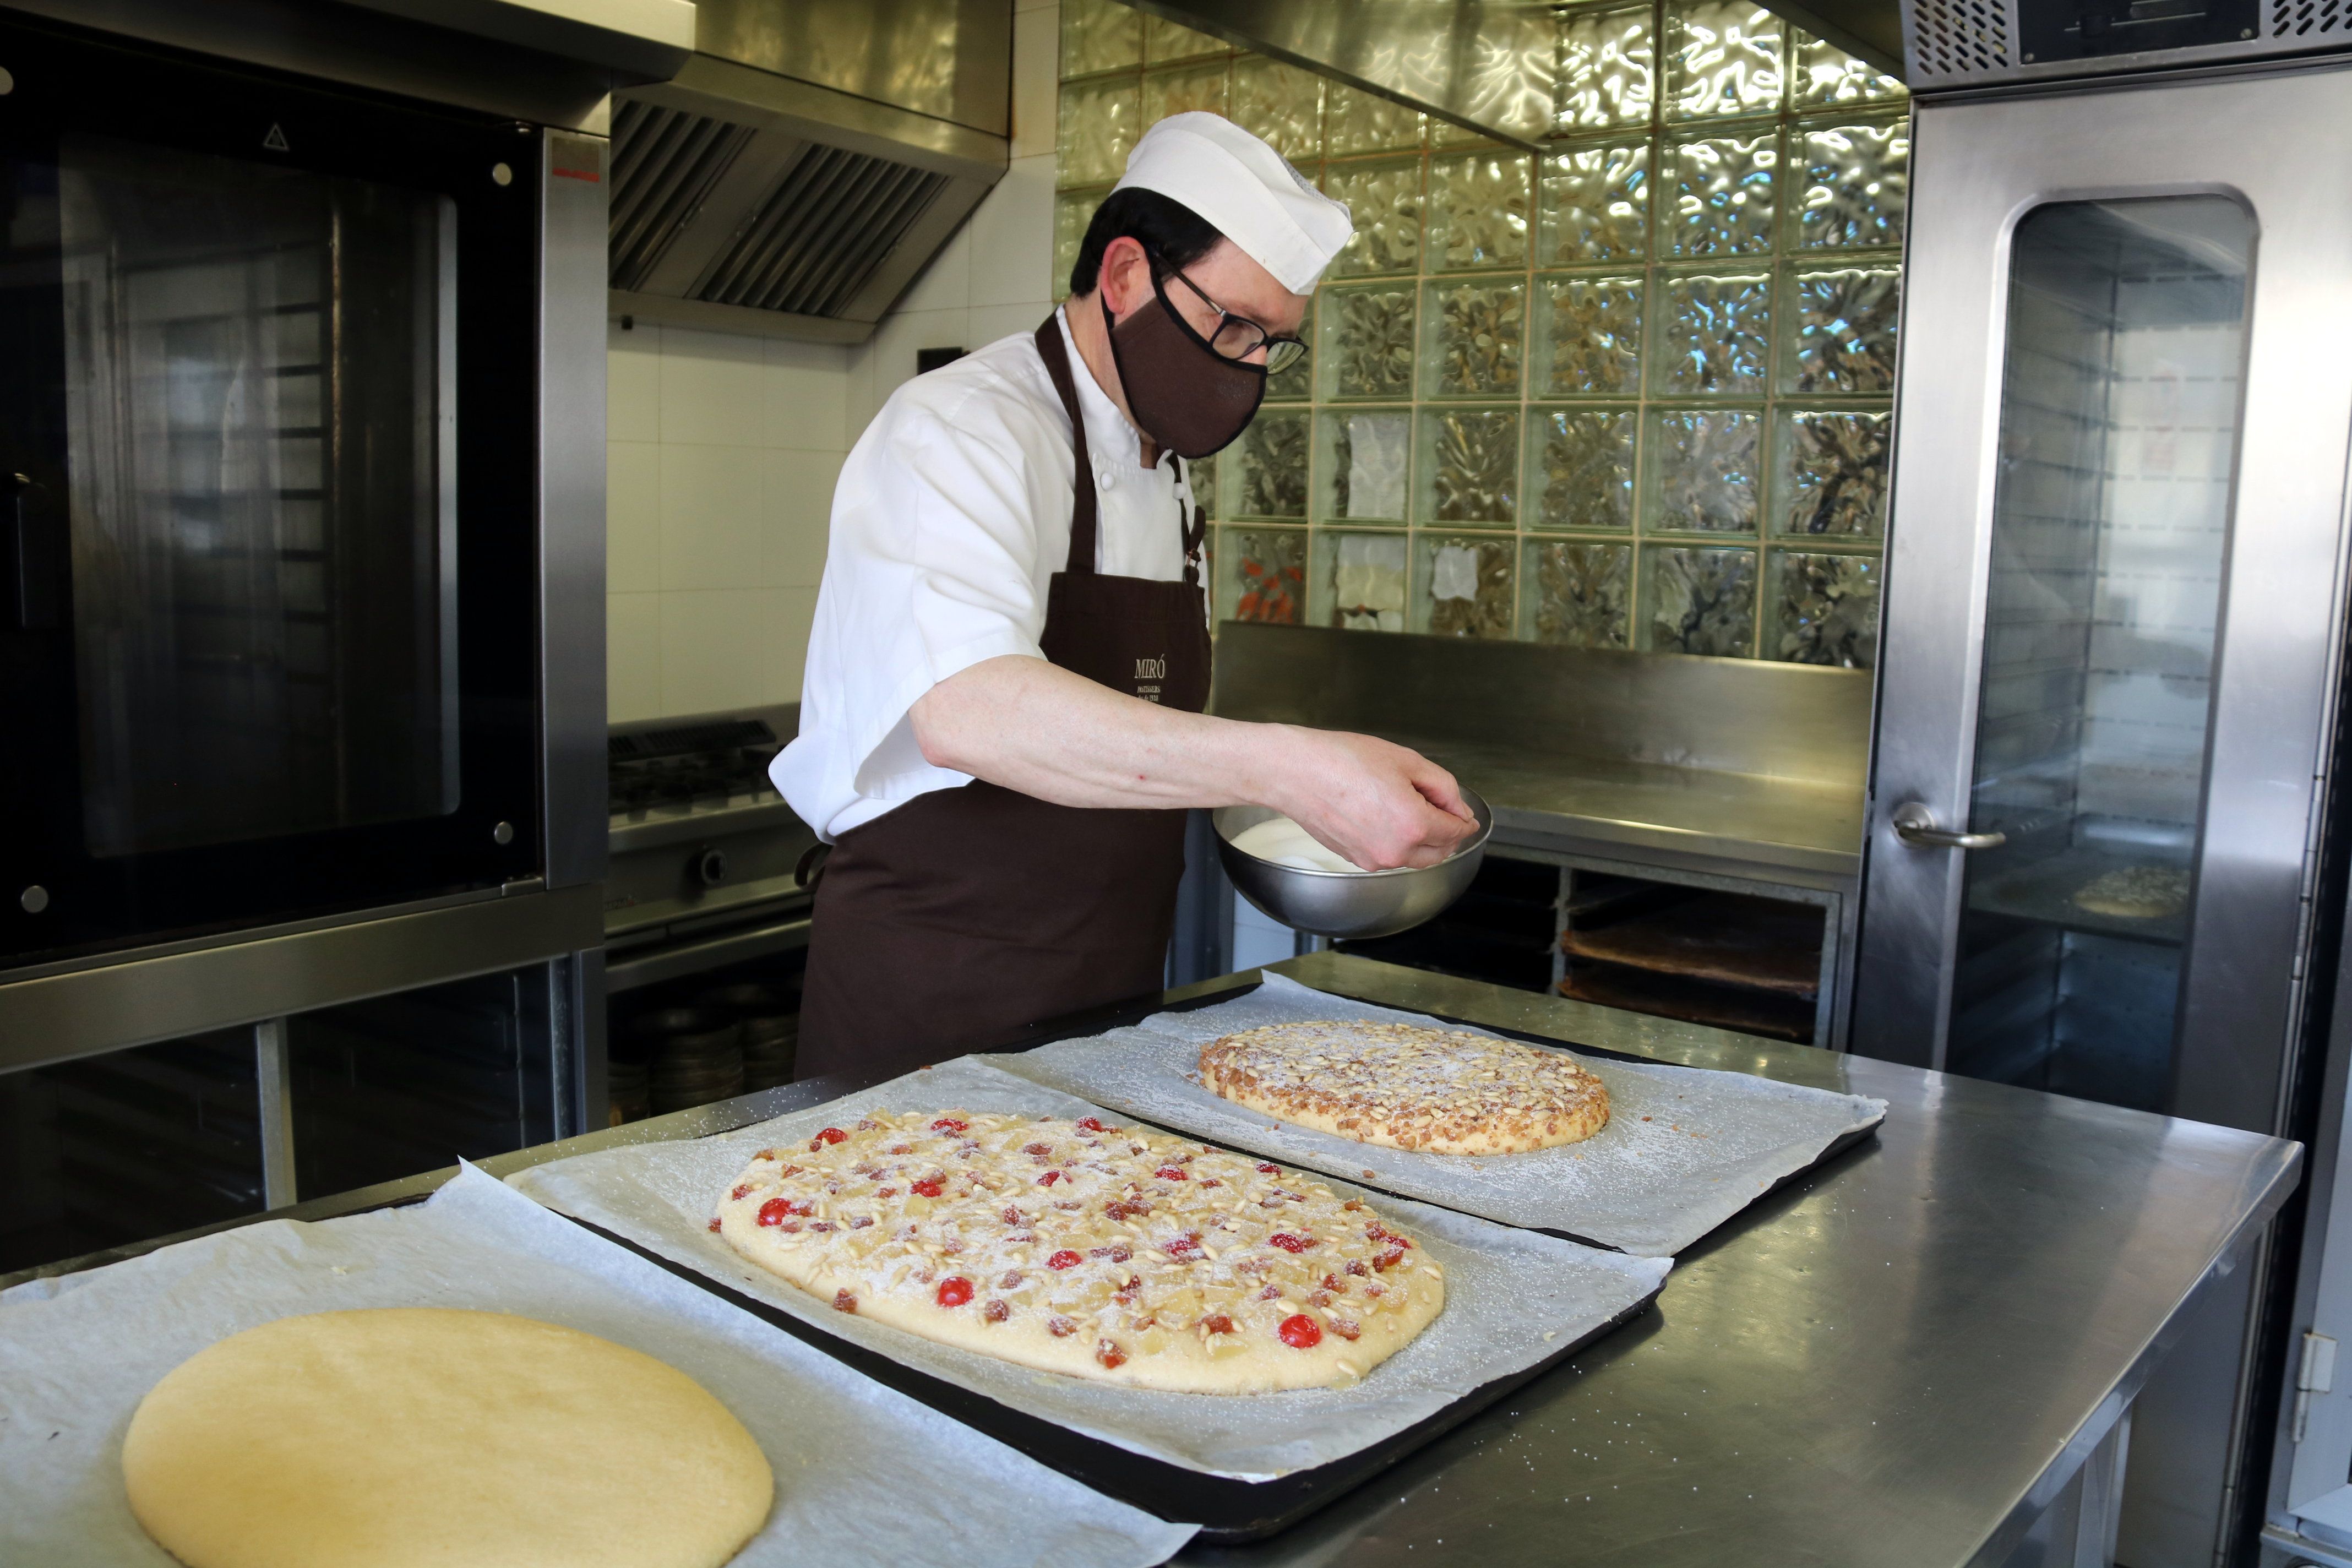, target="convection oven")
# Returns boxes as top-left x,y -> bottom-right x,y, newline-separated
0,0 -> 672,1280
0,14 -> 560,961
